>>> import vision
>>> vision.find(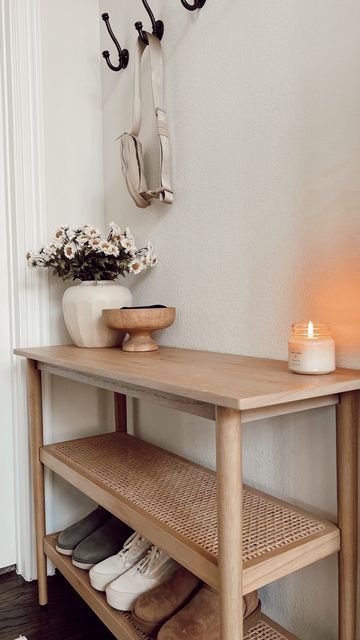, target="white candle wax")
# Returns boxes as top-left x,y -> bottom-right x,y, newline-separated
288,322 -> 336,375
